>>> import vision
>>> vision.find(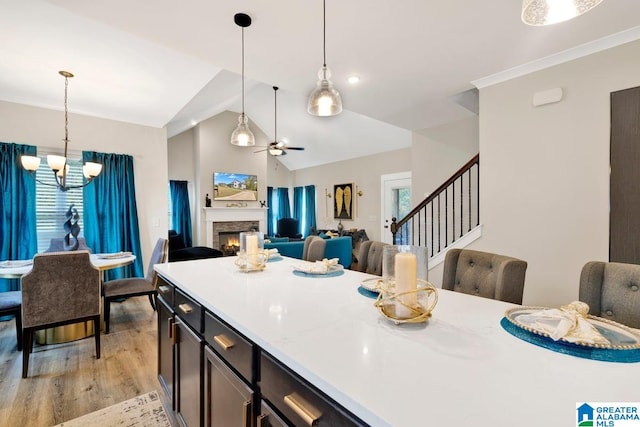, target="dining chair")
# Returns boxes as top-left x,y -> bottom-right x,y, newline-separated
21,250 -> 101,378
102,238 -> 168,334
302,236 -> 326,262
442,248 -> 528,304
355,241 -> 390,276
579,261 -> 640,329
0,291 -> 22,351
